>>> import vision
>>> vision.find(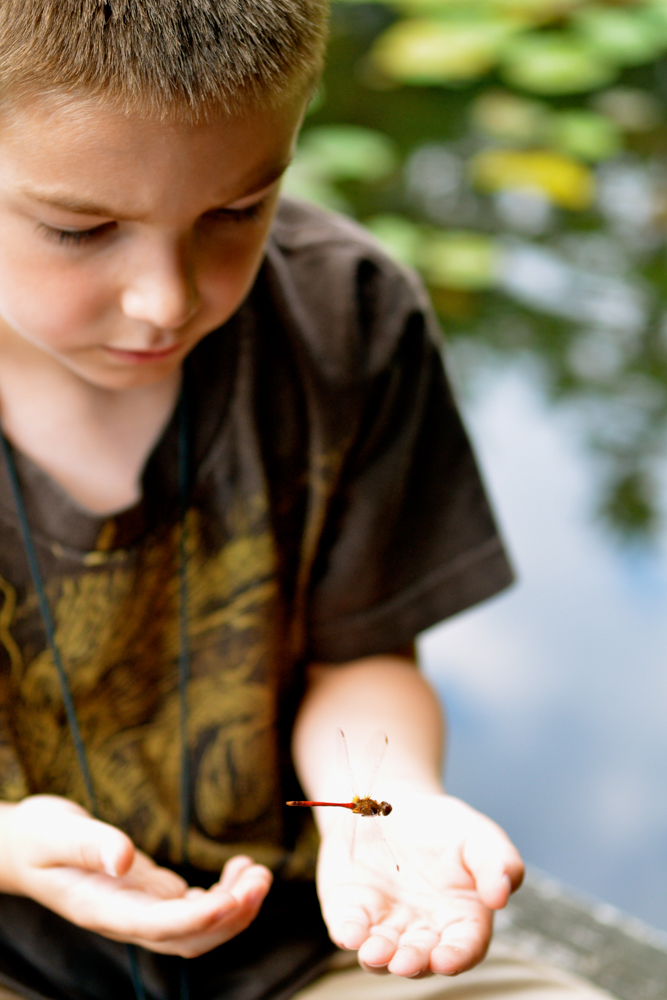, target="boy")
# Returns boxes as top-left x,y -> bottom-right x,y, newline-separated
0,2 -> 617,999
